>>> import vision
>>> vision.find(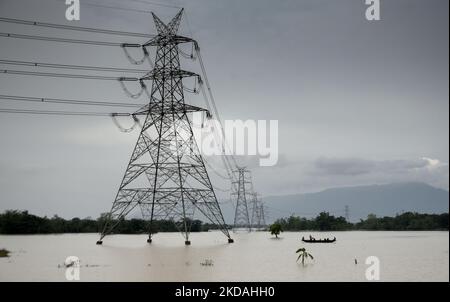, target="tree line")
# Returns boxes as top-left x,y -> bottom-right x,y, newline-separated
274,211 -> 449,231
0,210 -> 226,234
0,210 -> 448,234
